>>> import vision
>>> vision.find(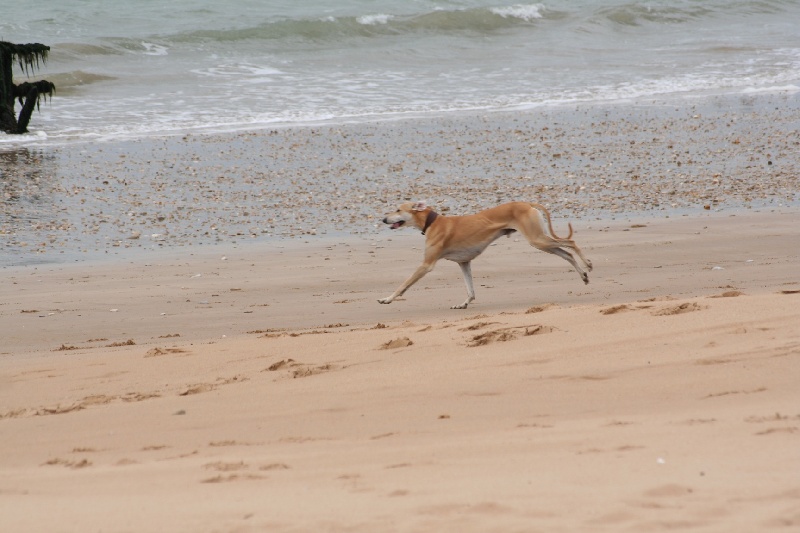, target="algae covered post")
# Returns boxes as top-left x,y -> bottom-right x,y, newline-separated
0,41 -> 55,134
